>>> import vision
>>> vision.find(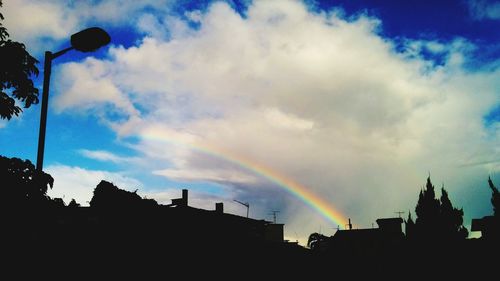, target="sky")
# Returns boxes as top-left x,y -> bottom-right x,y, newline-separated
1,0 -> 499,245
